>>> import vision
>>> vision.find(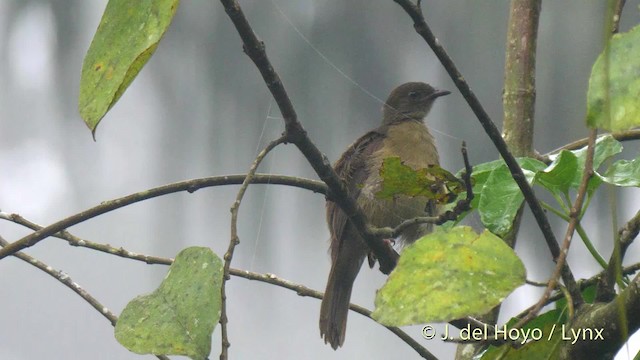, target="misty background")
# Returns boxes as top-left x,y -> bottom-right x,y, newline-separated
1,1 -> 640,359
